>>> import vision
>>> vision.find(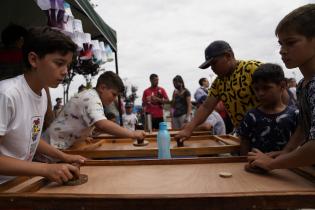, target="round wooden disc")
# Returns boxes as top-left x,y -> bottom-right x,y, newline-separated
219,172 -> 232,178
176,139 -> 184,147
133,140 -> 149,147
244,163 -> 268,174
63,174 -> 88,186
